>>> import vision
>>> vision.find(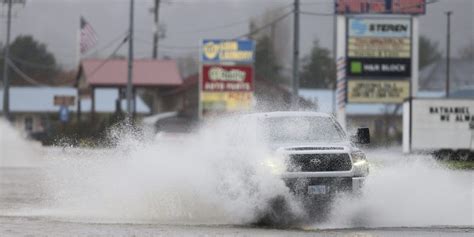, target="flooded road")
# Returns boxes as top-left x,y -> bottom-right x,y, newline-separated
0,151 -> 473,236
1,120 -> 473,236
